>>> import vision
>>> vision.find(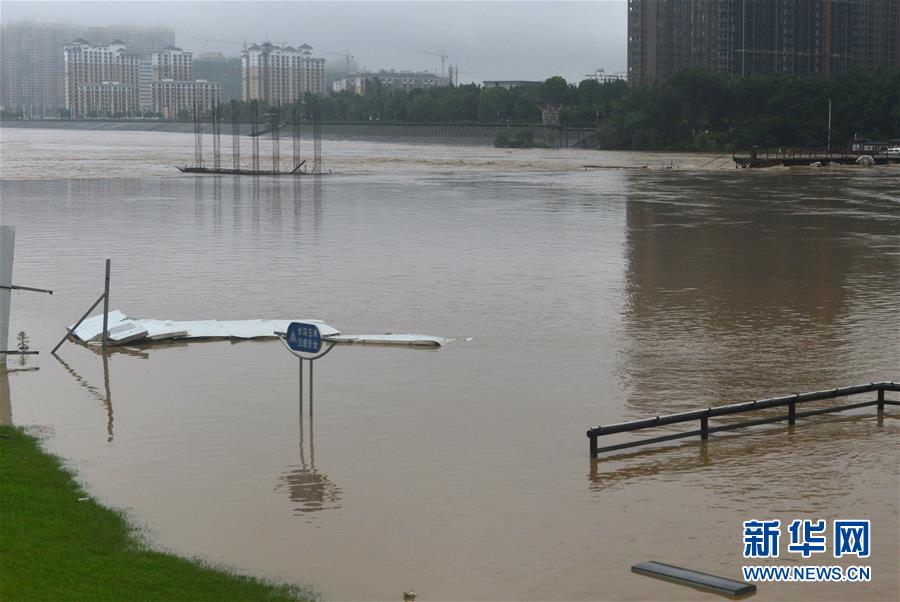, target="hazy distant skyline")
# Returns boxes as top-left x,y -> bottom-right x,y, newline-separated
1,1 -> 627,83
